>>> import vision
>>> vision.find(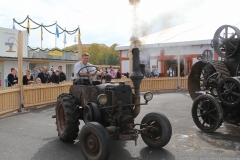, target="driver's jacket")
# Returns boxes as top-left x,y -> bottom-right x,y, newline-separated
73,61 -> 96,80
